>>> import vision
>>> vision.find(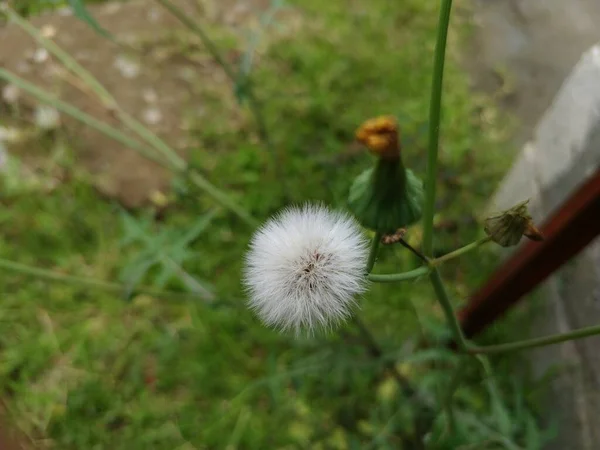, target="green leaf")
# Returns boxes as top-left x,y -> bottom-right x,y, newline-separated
524,412 -> 541,450
67,0 -> 114,40
117,209 -> 216,300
